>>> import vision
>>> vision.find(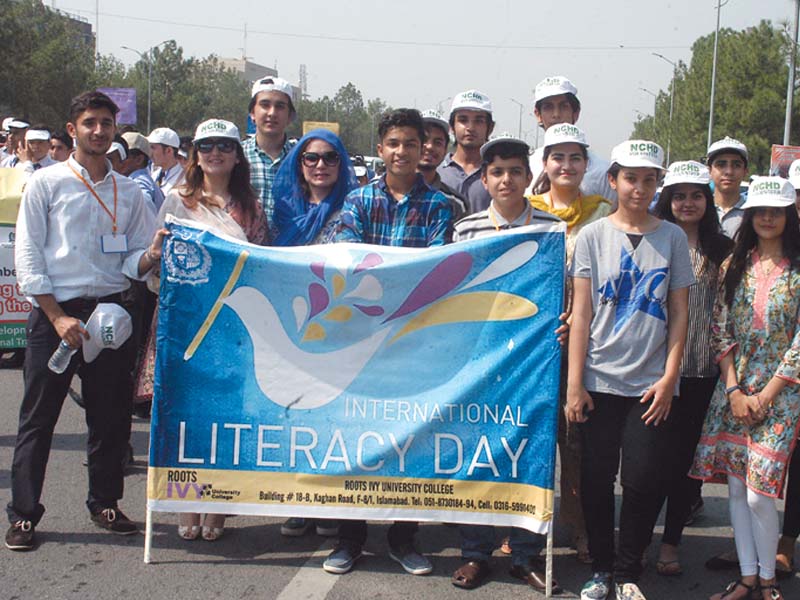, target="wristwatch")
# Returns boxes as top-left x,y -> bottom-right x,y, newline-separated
725,384 -> 741,397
